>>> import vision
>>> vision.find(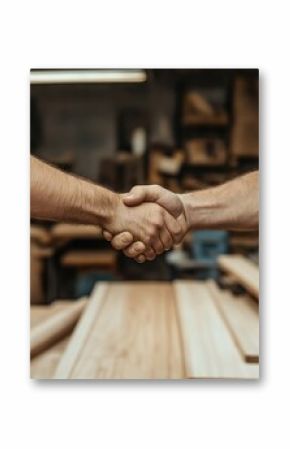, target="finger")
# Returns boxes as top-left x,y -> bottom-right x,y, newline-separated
123,241 -> 146,258
102,230 -> 113,241
163,211 -> 183,244
143,247 -> 156,261
135,255 -> 146,263
123,185 -> 184,218
110,232 -> 134,250
159,226 -> 173,250
122,185 -> 149,206
150,235 -> 164,255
